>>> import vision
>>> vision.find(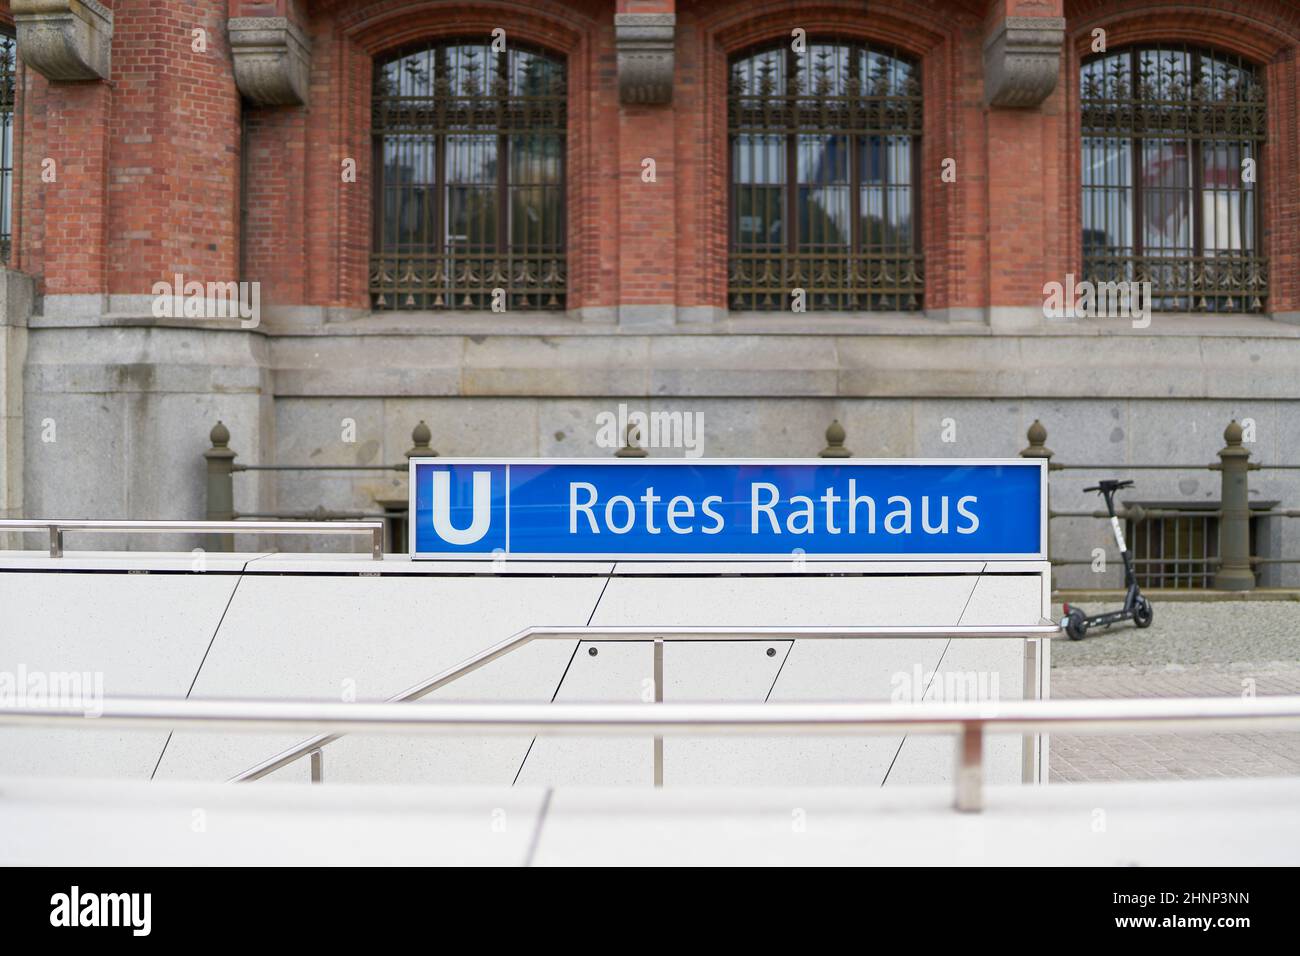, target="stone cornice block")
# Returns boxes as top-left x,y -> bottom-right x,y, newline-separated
614,12 -> 675,106
983,16 -> 1066,108
229,16 -> 311,107
12,0 -> 114,83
